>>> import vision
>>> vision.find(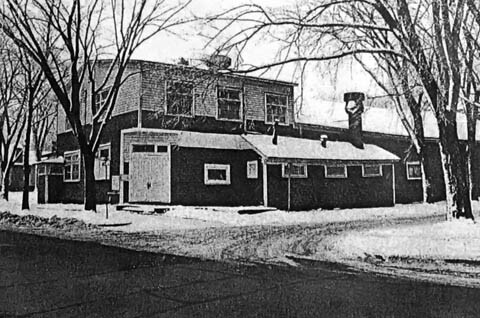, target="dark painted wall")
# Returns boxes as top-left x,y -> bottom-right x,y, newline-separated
296,123 -> 480,204
170,147 -> 263,206
267,164 -> 394,210
56,111 -> 138,203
